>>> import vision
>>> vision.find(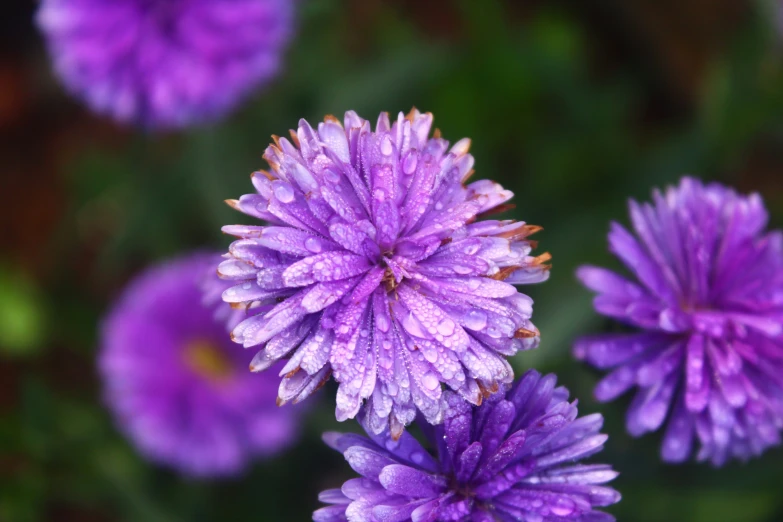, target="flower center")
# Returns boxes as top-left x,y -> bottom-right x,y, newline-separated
183,339 -> 234,383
